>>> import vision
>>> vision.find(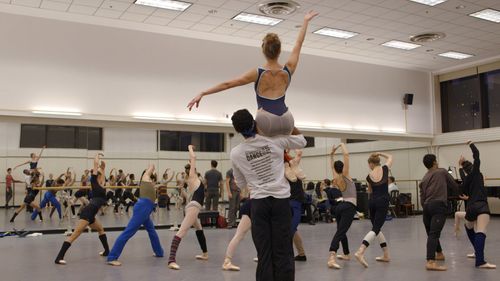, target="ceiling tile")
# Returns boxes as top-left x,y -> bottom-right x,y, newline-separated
120,11 -> 148,22
40,0 -> 70,11
212,26 -> 238,35
72,0 -> 103,7
151,8 -> 182,19
175,12 -> 205,22
11,0 -> 41,8
190,23 -> 217,32
168,19 -> 195,29
68,4 -> 97,15
144,15 -> 171,25
94,7 -> 122,18
101,0 -> 131,12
